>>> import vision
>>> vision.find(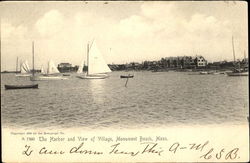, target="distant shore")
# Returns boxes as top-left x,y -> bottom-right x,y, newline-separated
0,67 -> 237,74
1,59 -> 248,73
